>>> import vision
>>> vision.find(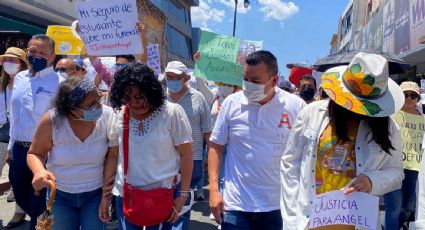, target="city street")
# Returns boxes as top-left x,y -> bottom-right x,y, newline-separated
0,166 -> 218,230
